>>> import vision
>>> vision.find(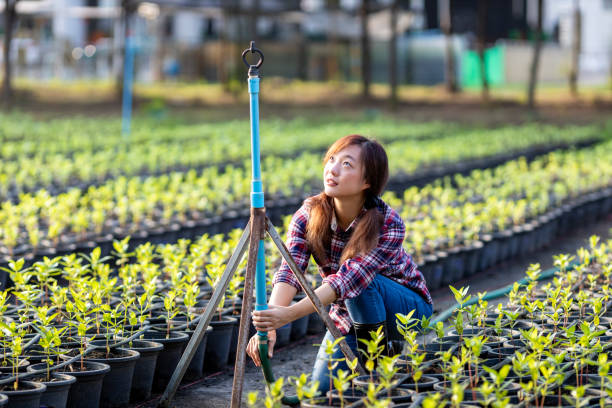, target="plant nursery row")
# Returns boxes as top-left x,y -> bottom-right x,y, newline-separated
0,115 -> 465,198
0,117 -> 603,201
0,227 -> 610,408
0,224 -> 329,408
247,237 -> 612,407
1,135 -> 611,295
0,125 -> 609,271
